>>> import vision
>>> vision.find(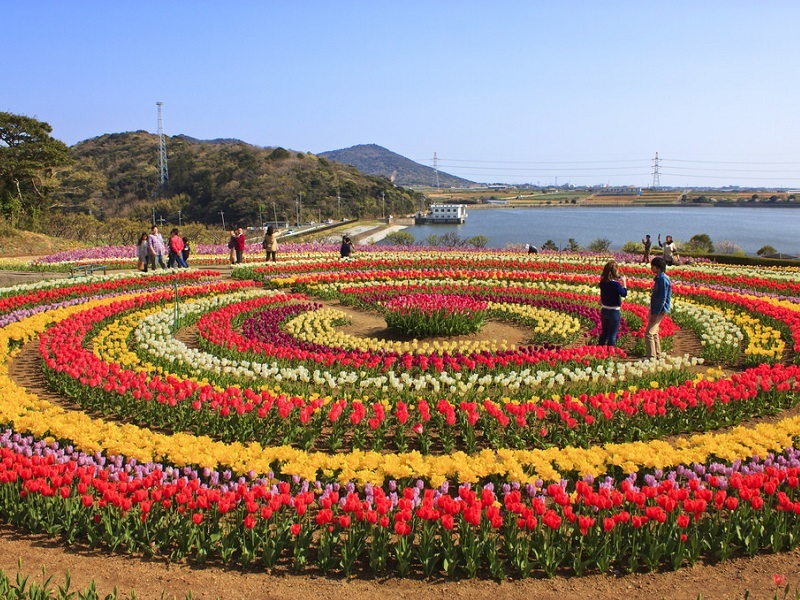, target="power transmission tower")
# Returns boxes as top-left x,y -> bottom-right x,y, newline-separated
651,152 -> 661,188
156,102 -> 169,193
433,152 -> 440,190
